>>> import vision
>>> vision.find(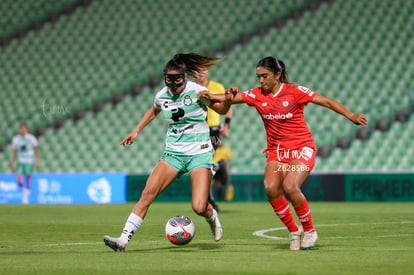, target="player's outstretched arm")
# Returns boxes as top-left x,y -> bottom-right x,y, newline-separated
202,86 -> 240,114
311,94 -> 367,127
198,86 -> 244,105
120,107 -> 161,147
